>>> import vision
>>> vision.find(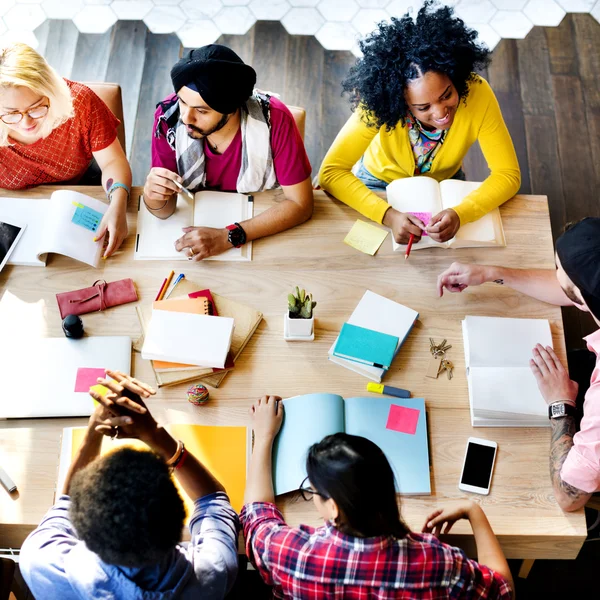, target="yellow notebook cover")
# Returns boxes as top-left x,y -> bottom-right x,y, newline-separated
58,423 -> 249,514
